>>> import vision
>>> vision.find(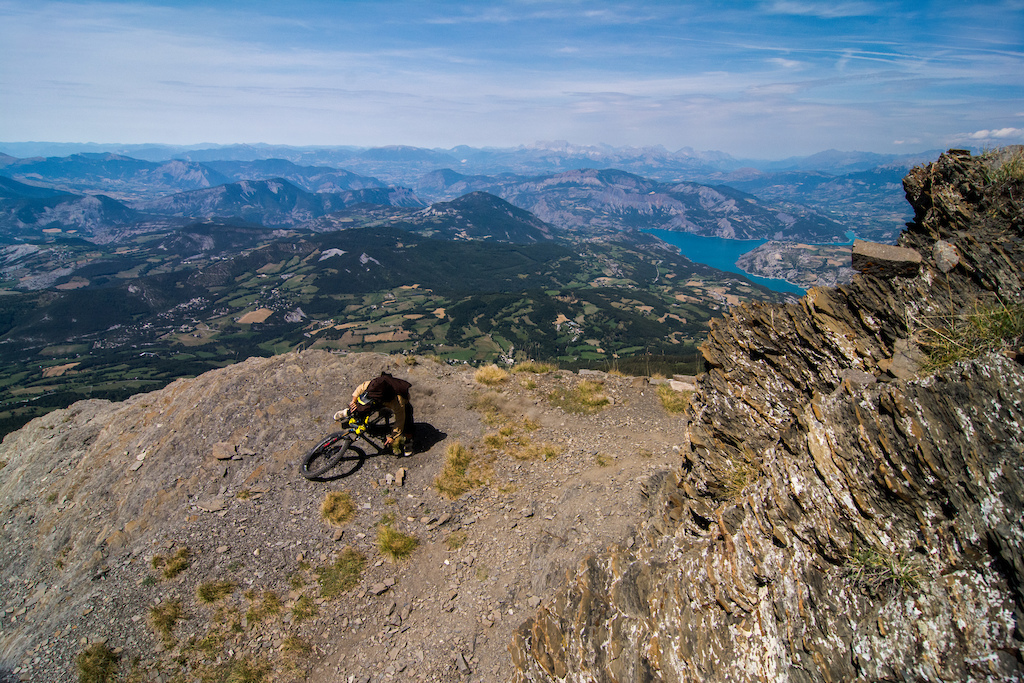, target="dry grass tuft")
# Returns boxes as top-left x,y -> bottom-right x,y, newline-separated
715,457 -> 759,499
320,490 -> 356,526
244,590 -> 281,623
149,599 -> 184,645
986,146 -> 1024,184
291,594 -> 318,623
515,442 -> 561,461
512,360 -> 558,374
224,657 -> 270,683
197,580 -> 236,604
76,642 -> 119,683
445,530 -> 468,550
548,379 -> 610,414
656,384 -> 692,414
317,548 -> 366,598
845,545 -> 924,597
917,300 -> 1024,372
468,391 -> 508,425
434,442 -> 487,498
152,546 -> 190,580
377,525 -> 419,561
474,364 -> 509,386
